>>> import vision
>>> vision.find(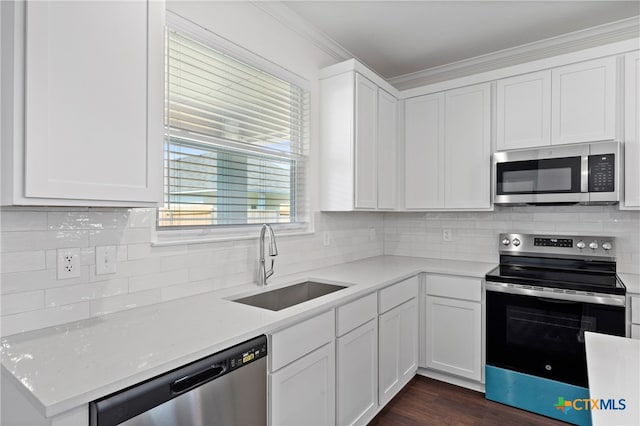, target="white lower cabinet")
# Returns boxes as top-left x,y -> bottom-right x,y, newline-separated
424,296 -> 481,380
631,295 -> 640,339
269,310 -> 335,426
336,319 -> 378,426
378,297 -> 419,406
270,342 -> 336,426
422,274 -> 483,383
